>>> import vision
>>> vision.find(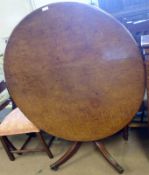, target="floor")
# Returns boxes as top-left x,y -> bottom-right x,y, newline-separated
0,128 -> 149,175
